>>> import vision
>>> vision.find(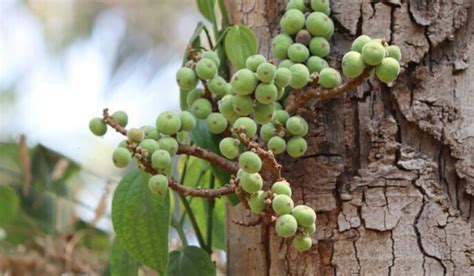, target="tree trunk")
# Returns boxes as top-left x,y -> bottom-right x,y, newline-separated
225,0 -> 474,275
